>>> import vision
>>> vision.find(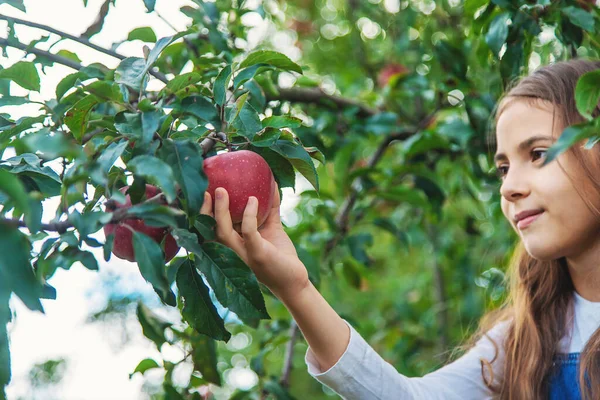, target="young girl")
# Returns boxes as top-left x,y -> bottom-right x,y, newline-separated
200,58 -> 600,399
